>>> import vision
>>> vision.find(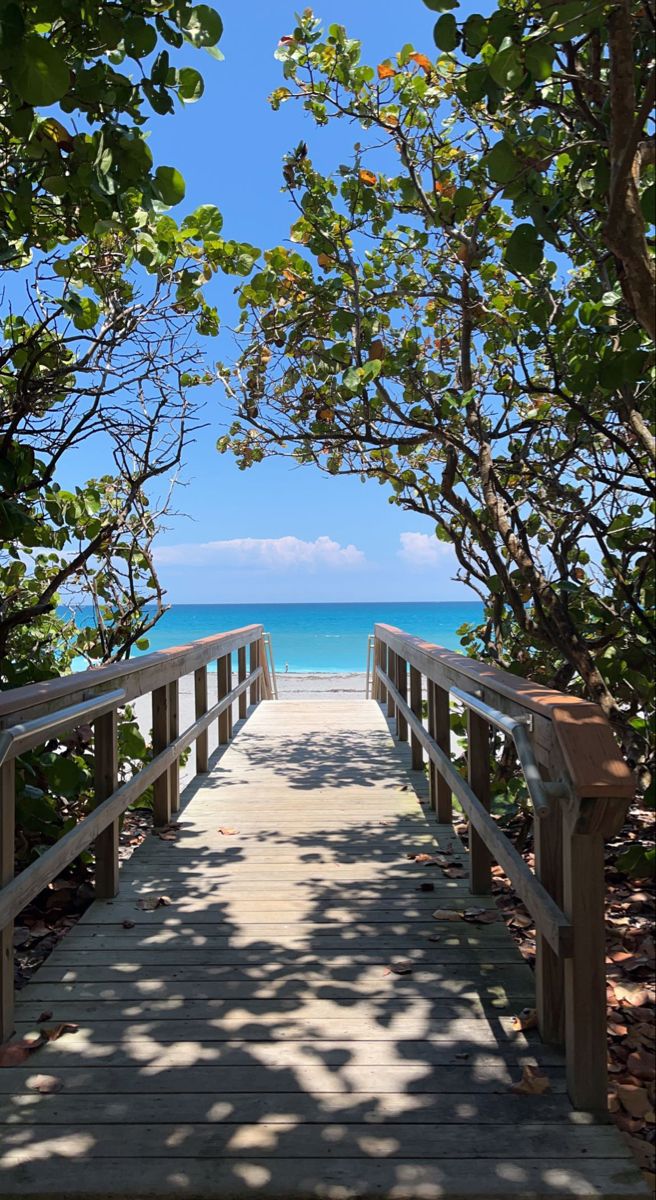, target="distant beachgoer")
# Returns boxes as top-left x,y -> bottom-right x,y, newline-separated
285,663 -> 289,673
